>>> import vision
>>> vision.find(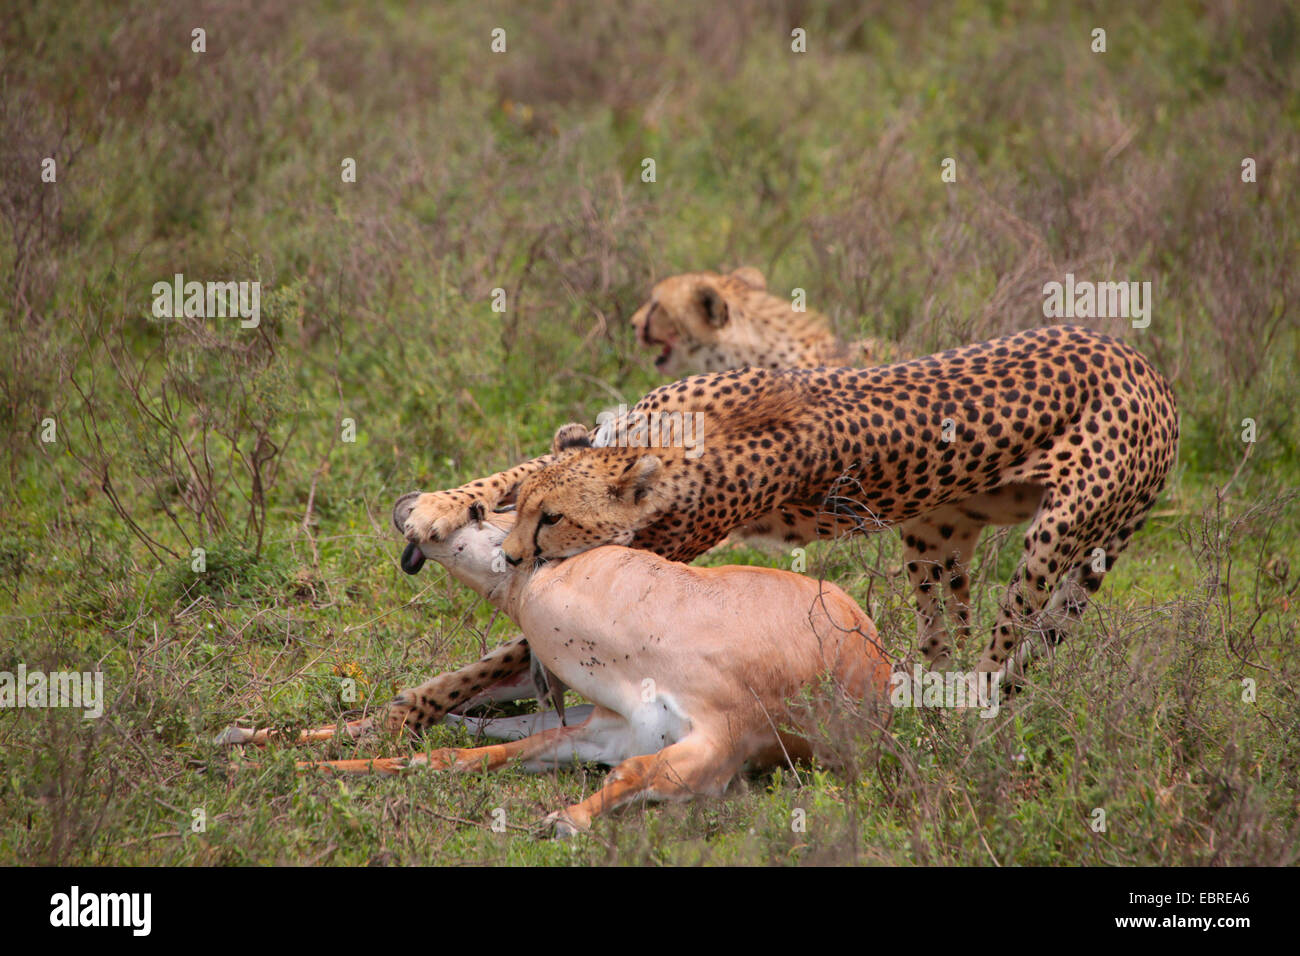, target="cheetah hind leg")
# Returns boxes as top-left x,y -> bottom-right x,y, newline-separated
977,498 -> 1150,693
1002,510 -> 1148,689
